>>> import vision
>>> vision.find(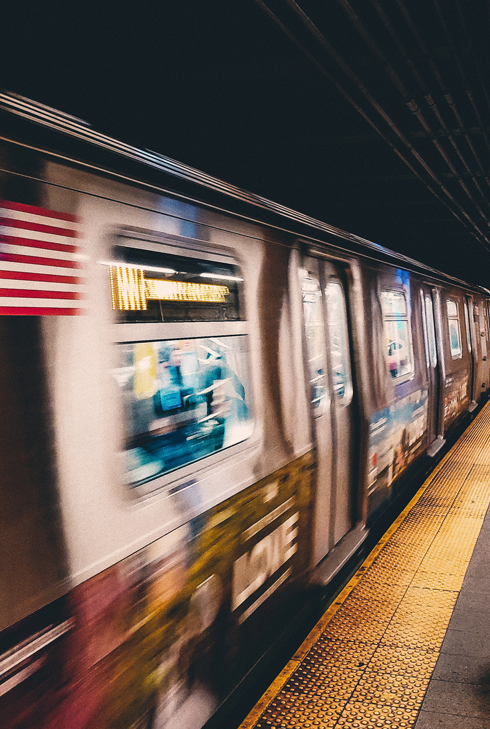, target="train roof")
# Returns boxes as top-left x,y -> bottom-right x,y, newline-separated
0,91 -> 488,295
